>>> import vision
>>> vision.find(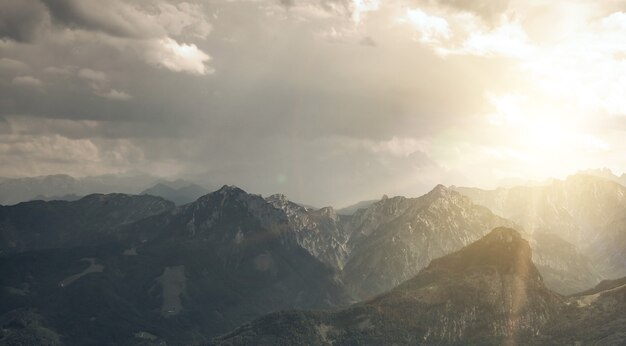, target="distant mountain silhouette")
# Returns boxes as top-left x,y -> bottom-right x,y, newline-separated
336,199 -> 378,215
0,174 -> 161,205
141,179 -> 211,205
